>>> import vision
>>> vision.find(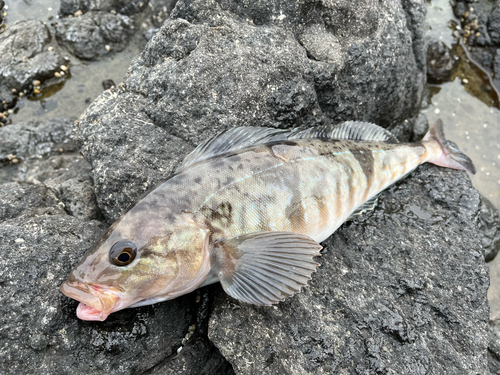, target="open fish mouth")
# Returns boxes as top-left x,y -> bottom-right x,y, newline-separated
61,281 -> 121,321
